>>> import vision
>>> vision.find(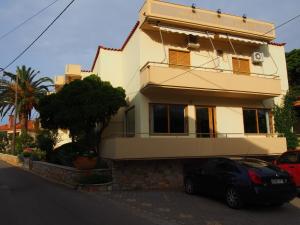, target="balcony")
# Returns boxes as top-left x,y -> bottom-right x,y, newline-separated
101,134 -> 286,160
140,62 -> 281,99
140,0 -> 275,41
